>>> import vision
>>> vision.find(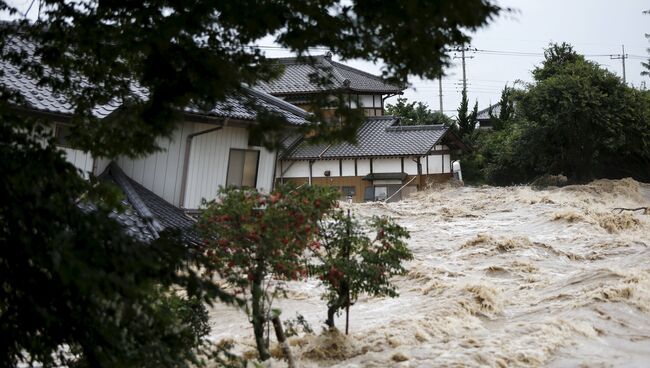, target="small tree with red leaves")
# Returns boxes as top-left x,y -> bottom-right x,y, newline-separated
198,184 -> 338,361
312,211 -> 412,330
